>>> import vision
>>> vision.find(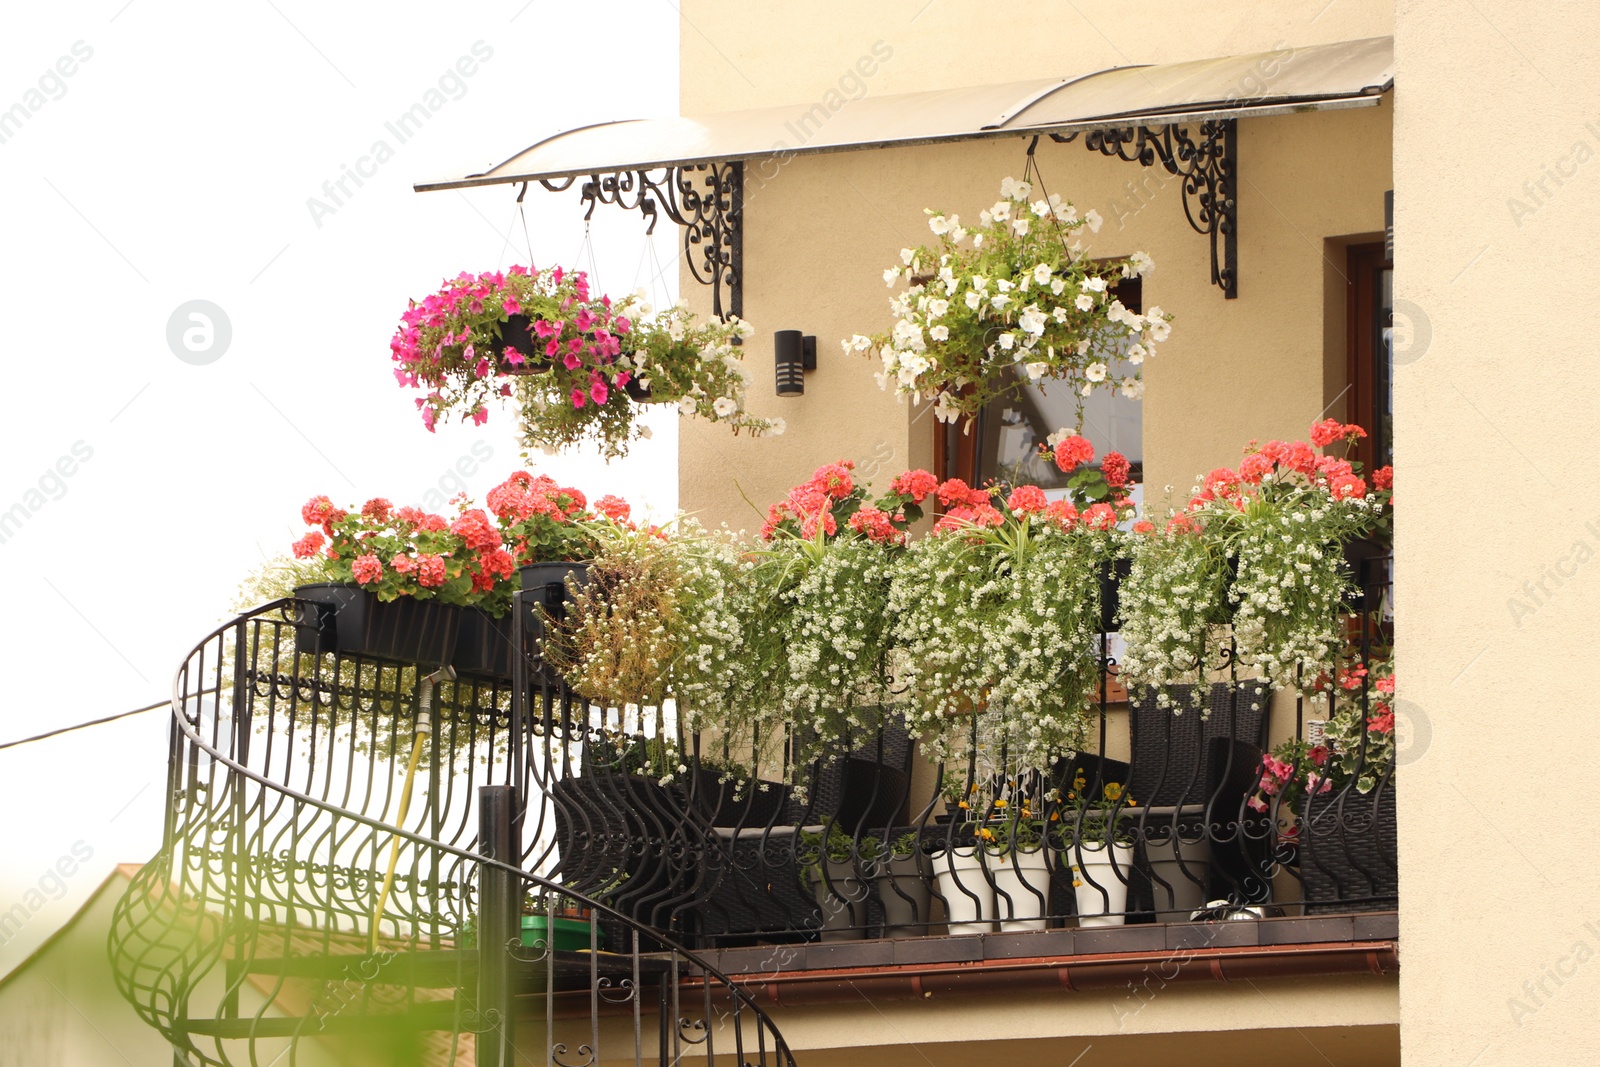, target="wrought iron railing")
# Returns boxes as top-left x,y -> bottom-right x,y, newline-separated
110,557 -> 1395,1063
109,599 -> 797,1067
528,558 -> 1398,946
